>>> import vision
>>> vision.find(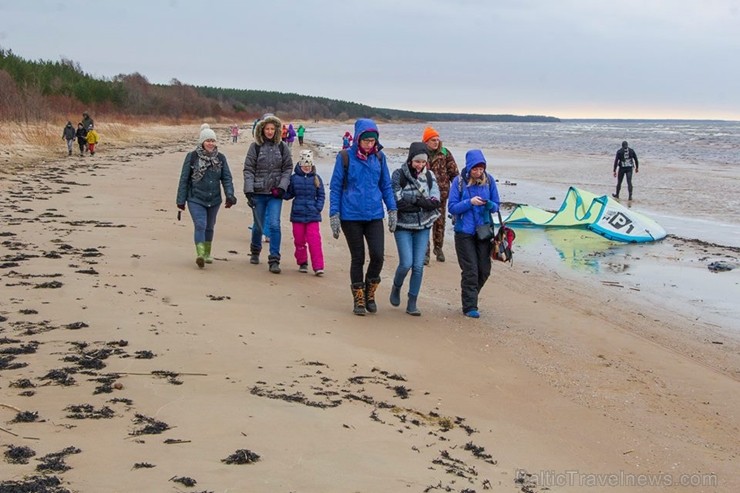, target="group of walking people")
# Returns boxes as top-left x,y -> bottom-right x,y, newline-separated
61,112 -> 99,156
176,116 -> 502,319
